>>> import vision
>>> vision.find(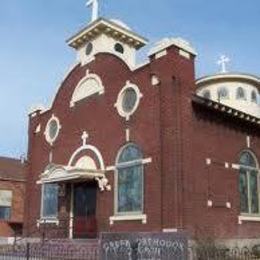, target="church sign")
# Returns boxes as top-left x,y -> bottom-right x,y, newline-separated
100,232 -> 188,260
